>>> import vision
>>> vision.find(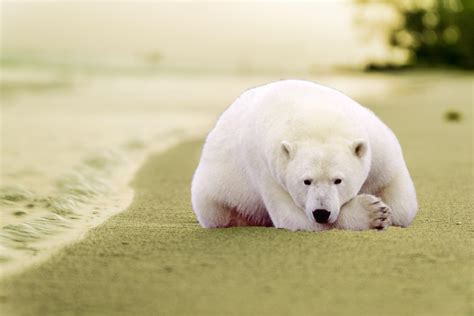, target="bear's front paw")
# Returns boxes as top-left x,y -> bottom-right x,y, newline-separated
336,194 -> 392,231
361,195 -> 392,230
